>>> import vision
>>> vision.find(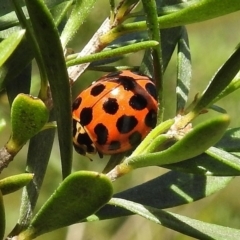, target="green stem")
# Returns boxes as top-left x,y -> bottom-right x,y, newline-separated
142,0 -> 164,123
101,0 -> 240,44
66,40 -> 158,66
